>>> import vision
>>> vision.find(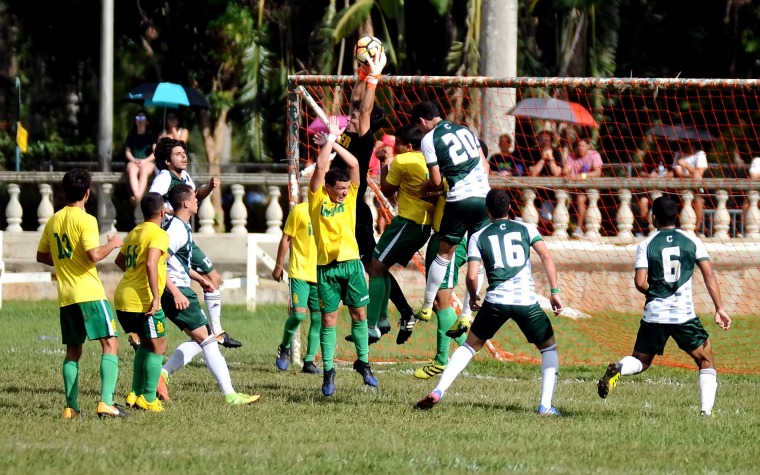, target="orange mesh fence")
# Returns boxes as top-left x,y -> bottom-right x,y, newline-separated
289,76 -> 760,374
